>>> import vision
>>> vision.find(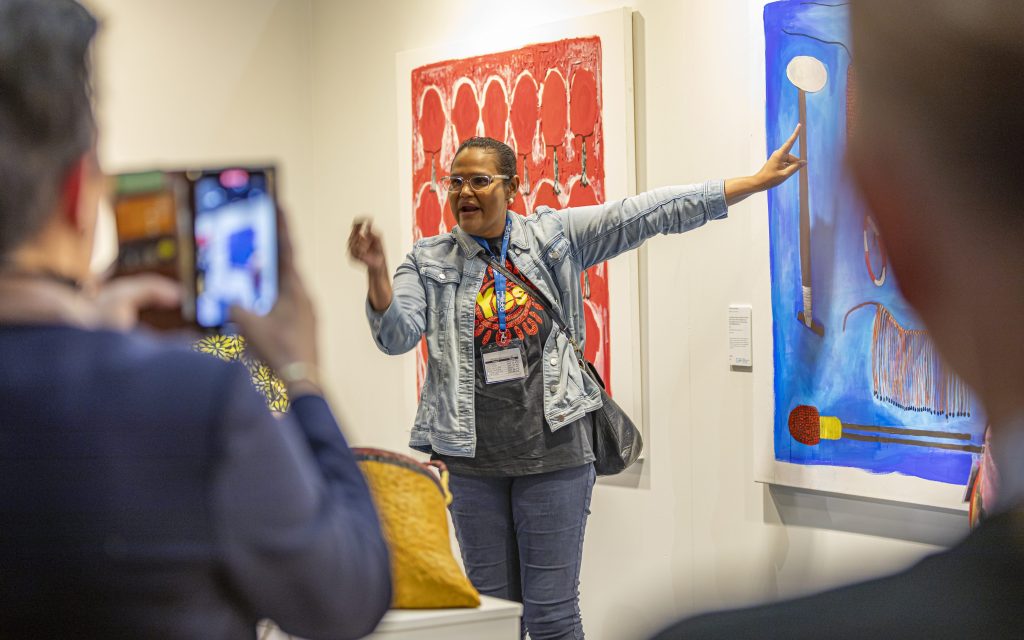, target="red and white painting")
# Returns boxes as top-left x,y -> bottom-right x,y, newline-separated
410,37 -> 613,396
